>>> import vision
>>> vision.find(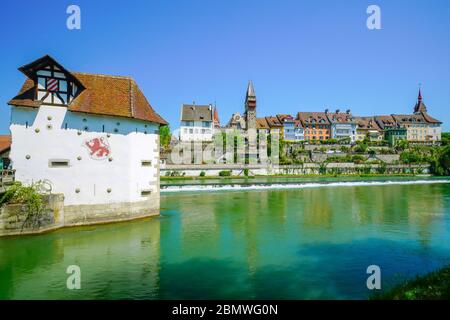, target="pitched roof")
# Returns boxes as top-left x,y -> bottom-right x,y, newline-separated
265,116 -> 283,128
0,135 -> 11,153
213,107 -> 220,123
391,113 -> 427,124
256,117 -> 269,129
276,114 -> 294,123
354,117 -> 381,131
421,112 -> 442,124
374,115 -> 398,129
181,104 -> 212,122
326,111 -> 356,124
8,56 -> 167,125
297,112 -> 330,126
